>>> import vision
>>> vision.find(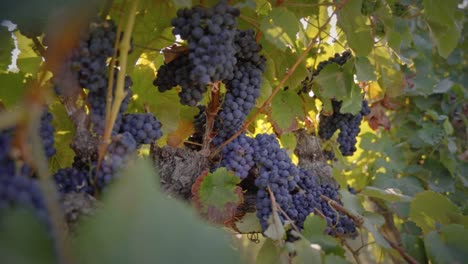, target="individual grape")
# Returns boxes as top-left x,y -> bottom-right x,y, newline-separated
171,0 -> 240,84
153,54 -> 208,106
53,167 -> 93,195
119,113 -> 163,145
40,111 -> 56,158
91,132 -> 137,190
219,133 -> 254,179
